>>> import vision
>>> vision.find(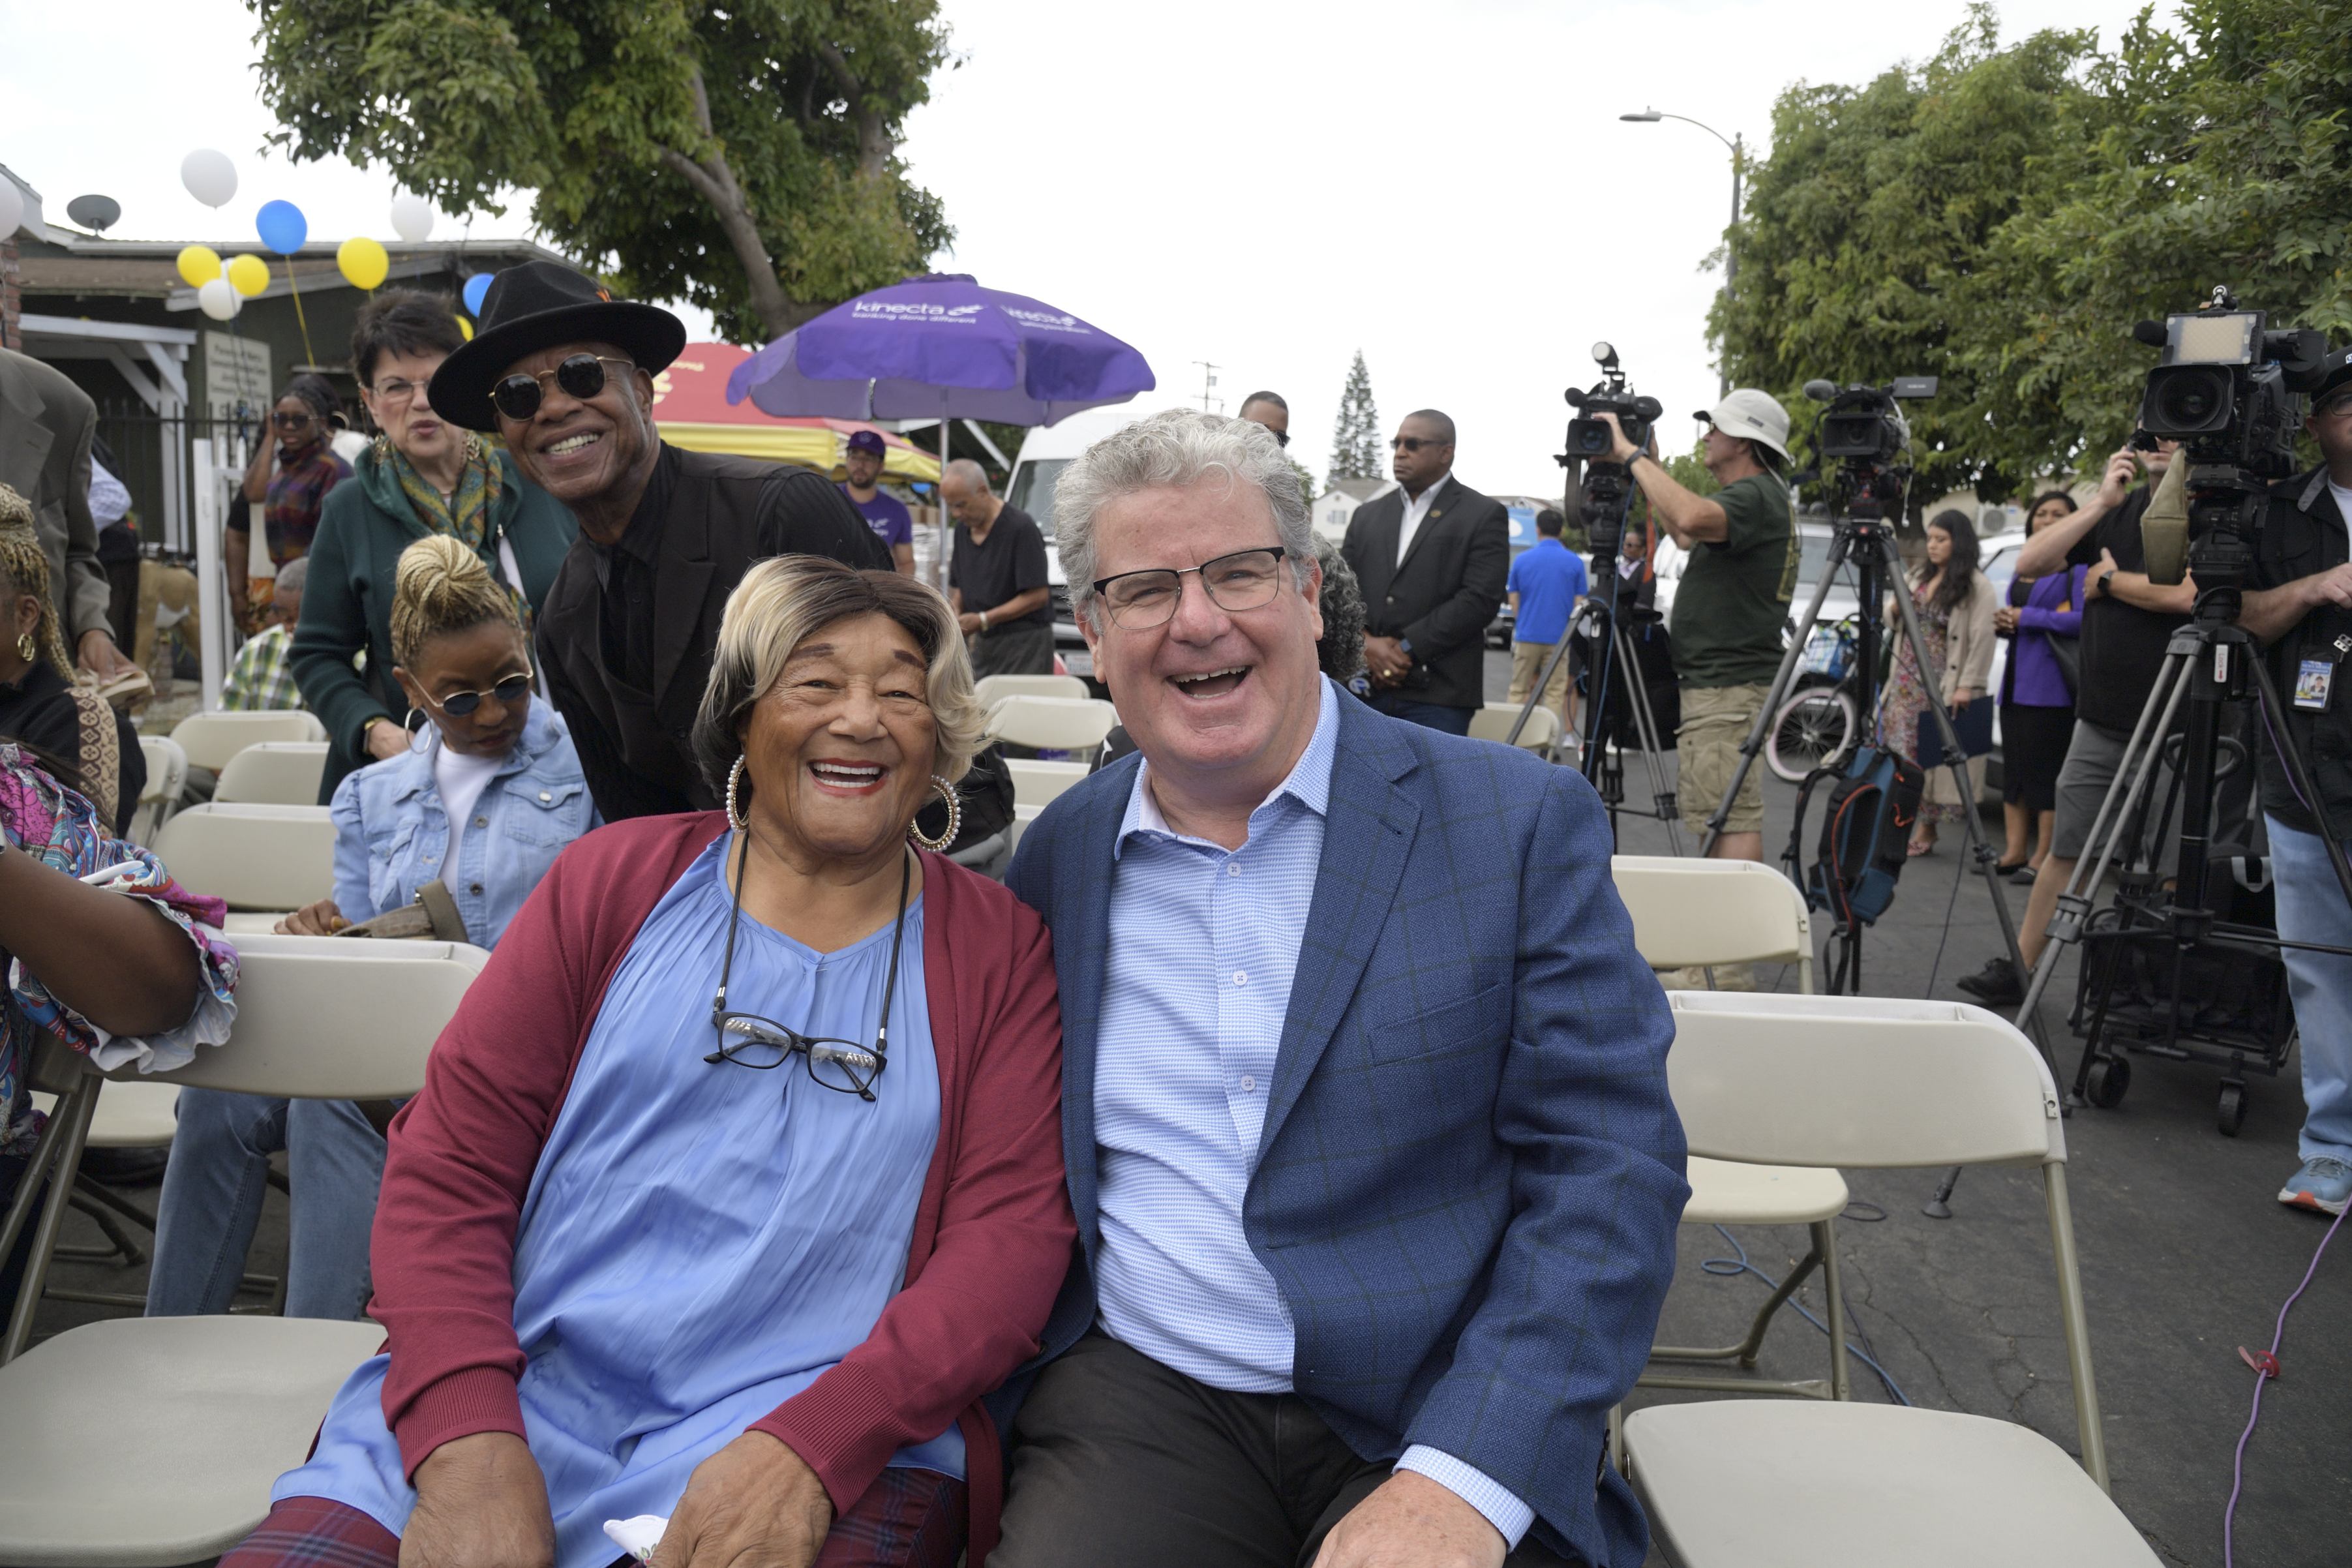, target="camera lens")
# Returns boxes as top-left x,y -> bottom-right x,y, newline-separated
2146,366 -> 2232,434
